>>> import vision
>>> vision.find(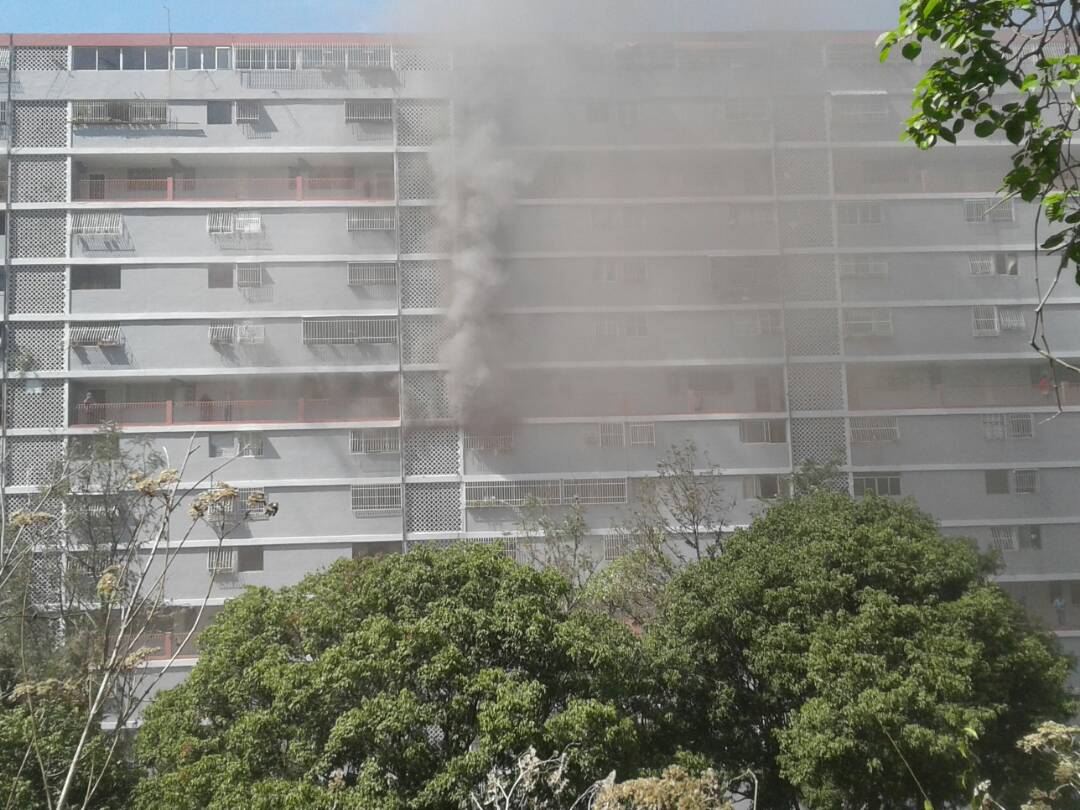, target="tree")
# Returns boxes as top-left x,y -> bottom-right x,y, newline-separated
131,545 -> 647,810
646,493 -> 1073,809
880,0 -> 1080,388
